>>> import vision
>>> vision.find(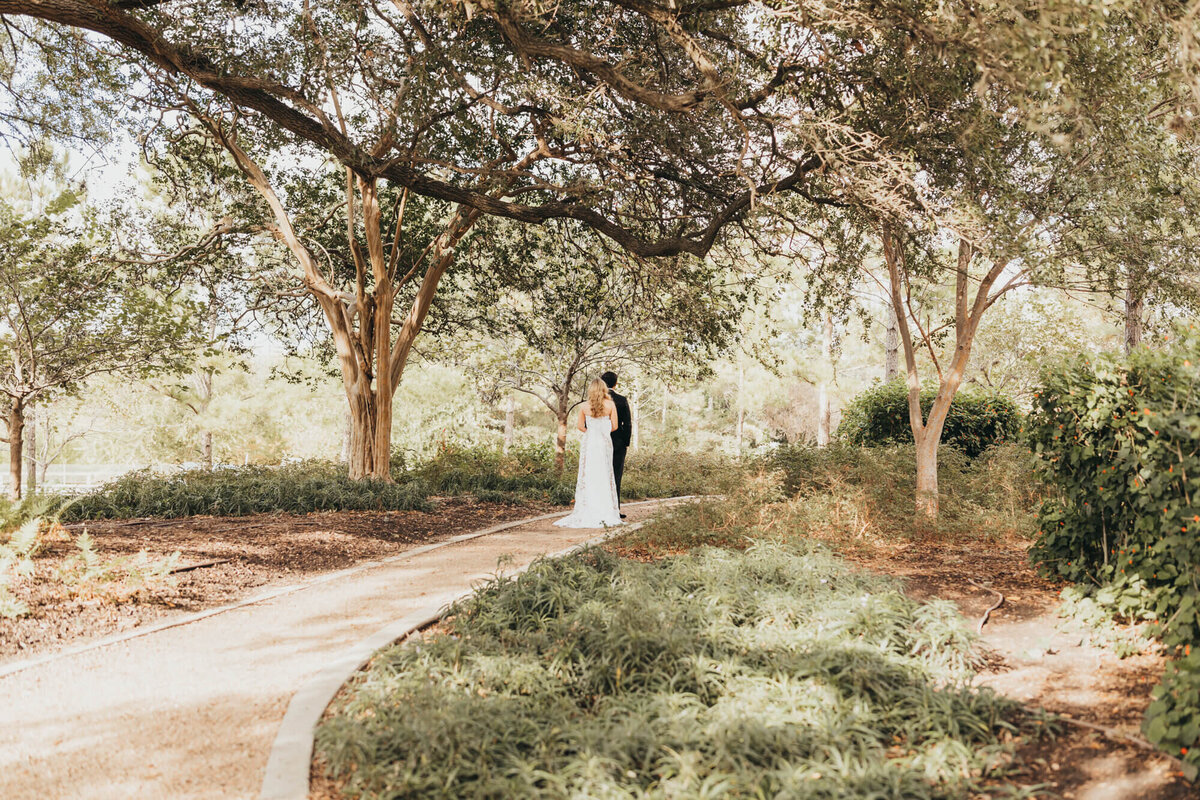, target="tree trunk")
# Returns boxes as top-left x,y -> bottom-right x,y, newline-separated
503,394 -> 516,454
1124,284 -> 1144,354
554,409 -> 569,475
206,126 -> 481,483
202,431 -> 213,470
340,409 -> 353,464
660,386 -> 668,427
882,230 -> 1003,527
736,362 -> 746,455
884,304 -> 899,382
631,386 -> 640,450
345,380 -> 381,479
24,406 -> 36,495
914,432 -> 939,520
817,314 -> 833,447
7,400 -> 23,501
